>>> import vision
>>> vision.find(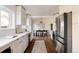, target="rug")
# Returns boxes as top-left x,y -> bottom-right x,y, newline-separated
31,40 -> 47,53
